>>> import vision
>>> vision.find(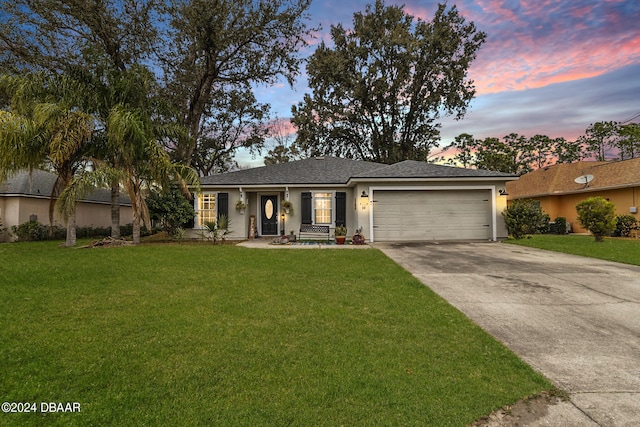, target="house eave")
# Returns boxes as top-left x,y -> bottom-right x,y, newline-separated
196,182 -> 352,190
510,182 -> 640,199
348,176 -> 519,185
196,176 -> 517,191
0,193 -> 132,206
